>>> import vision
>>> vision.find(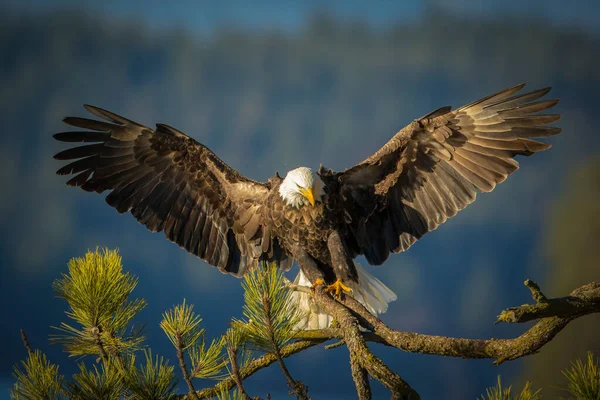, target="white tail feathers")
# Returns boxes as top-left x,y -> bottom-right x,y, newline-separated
290,262 -> 397,330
